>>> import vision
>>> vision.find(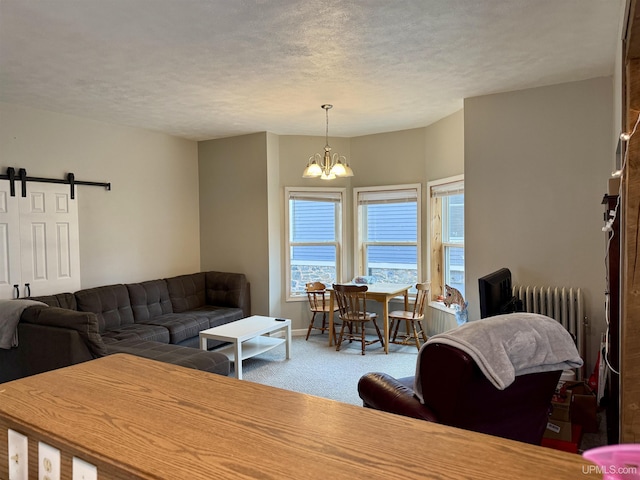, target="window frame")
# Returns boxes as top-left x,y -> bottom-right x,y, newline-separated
441,192 -> 465,293
353,184 -> 422,285
427,175 -> 464,302
284,186 -> 347,301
